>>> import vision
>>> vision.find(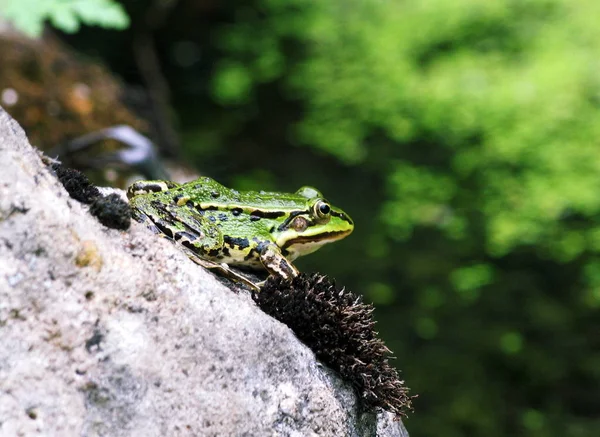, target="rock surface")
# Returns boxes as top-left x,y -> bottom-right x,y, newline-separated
0,107 -> 410,437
